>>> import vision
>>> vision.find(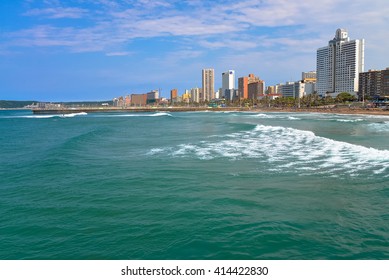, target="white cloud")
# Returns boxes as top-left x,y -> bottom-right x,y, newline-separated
105,51 -> 132,56
4,0 -> 389,73
23,7 -> 87,19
